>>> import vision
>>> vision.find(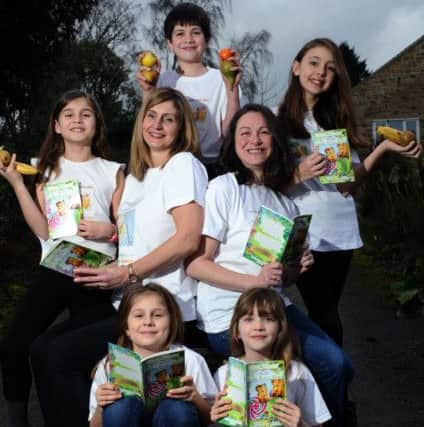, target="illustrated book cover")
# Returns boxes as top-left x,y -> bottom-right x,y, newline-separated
40,240 -> 113,277
219,357 -> 286,427
108,343 -> 185,409
43,180 -> 83,239
311,129 -> 355,184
